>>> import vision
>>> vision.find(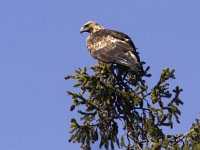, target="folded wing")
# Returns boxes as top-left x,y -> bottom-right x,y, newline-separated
86,29 -> 143,73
